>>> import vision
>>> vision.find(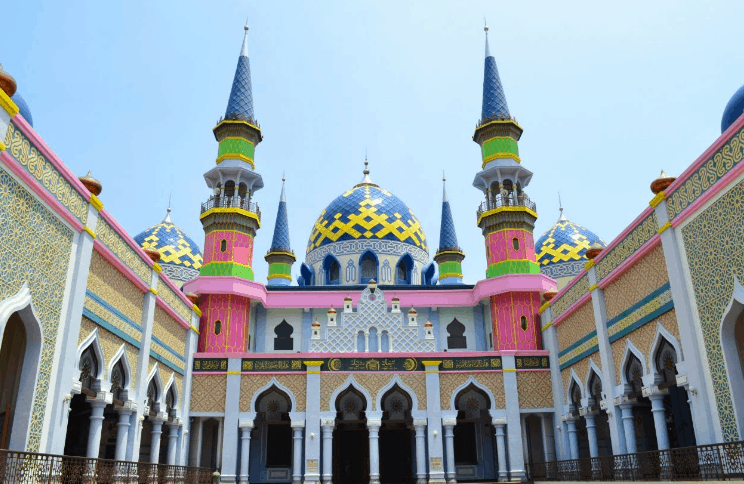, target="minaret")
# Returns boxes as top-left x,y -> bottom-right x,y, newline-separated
434,174 -> 465,284
197,22 -> 264,353
472,24 -> 541,351
265,175 -> 296,286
